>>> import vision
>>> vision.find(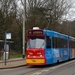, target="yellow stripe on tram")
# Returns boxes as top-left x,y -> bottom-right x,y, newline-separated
26,59 -> 45,64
